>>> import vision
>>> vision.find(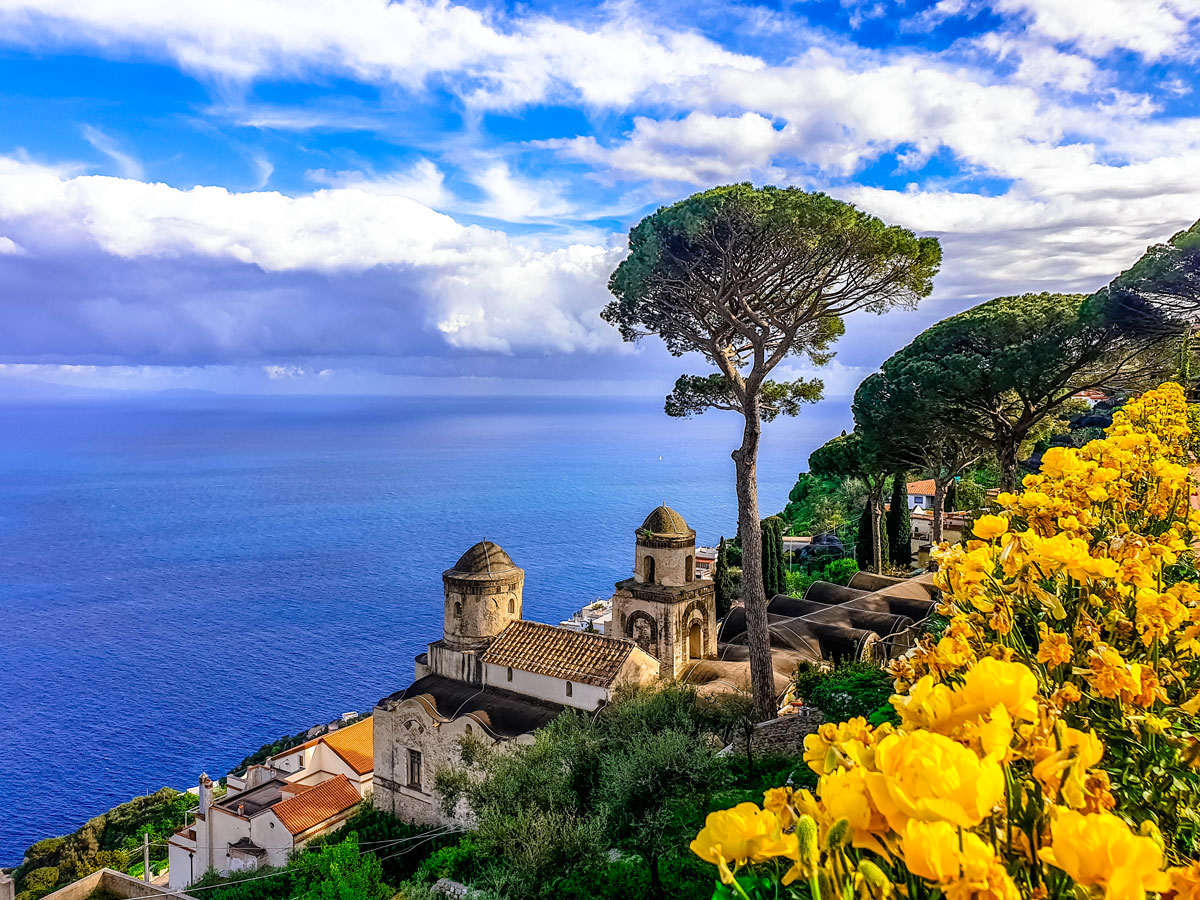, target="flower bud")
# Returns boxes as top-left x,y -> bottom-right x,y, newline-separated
826,818 -> 851,850
857,860 -> 892,899
797,814 -> 820,871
